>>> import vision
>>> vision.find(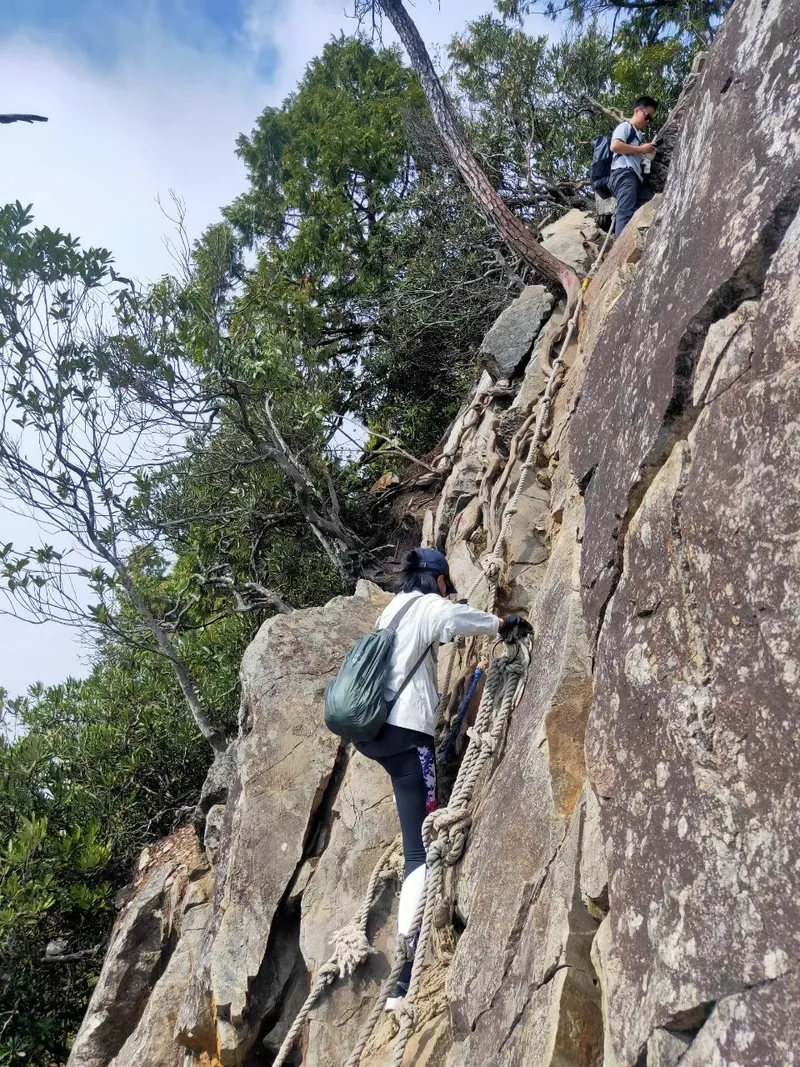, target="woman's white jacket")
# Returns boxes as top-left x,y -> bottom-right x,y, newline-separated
376,592 -> 500,737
